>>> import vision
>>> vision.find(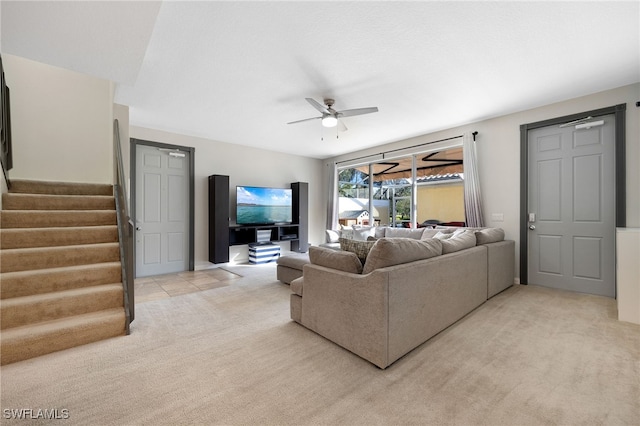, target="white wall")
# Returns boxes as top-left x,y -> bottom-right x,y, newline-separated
325,83 -> 640,279
2,54 -> 113,183
129,126 -> 325,269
